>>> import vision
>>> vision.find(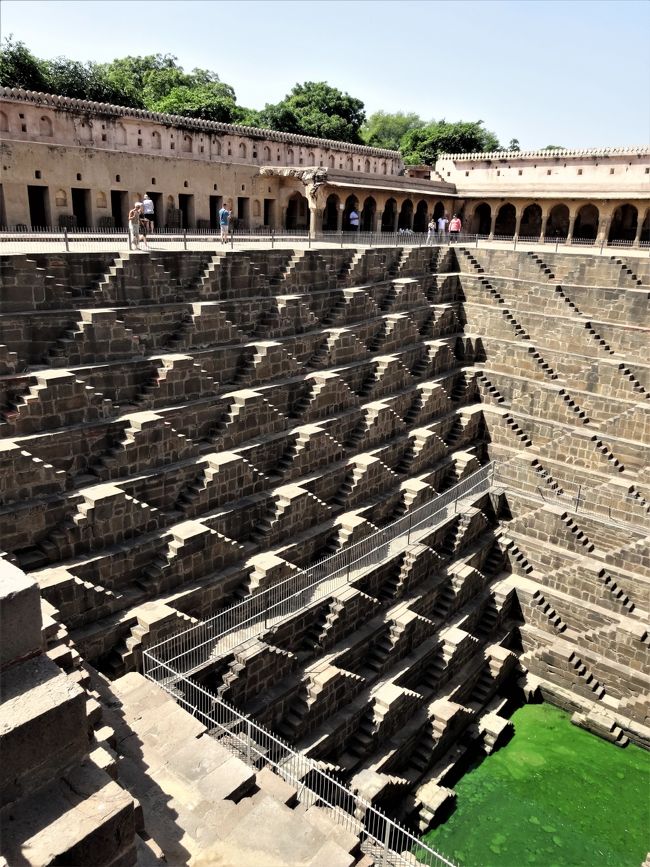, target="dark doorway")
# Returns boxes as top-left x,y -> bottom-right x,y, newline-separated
398,199 -> 413,231
71,187 -> 90,228
494,203 -> 516,237
471,203 -> 492,235
28,185 -> 49,228
433,201 -> 445,221
413,200 -> 428,233
382,198 -> 397,232
520,204 -> 542,238
285,193 -> 309,230
546,204 -> 570,239
237,197 -> 250,229
210,195 -> 223,231
178,193 -> 194,228
573,204 -> 599,240
111,190 -> 128,228
323,194 -> 340,232
361,196 -> 376,232
608,204 -> 638,243
263,198 -> 275,228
